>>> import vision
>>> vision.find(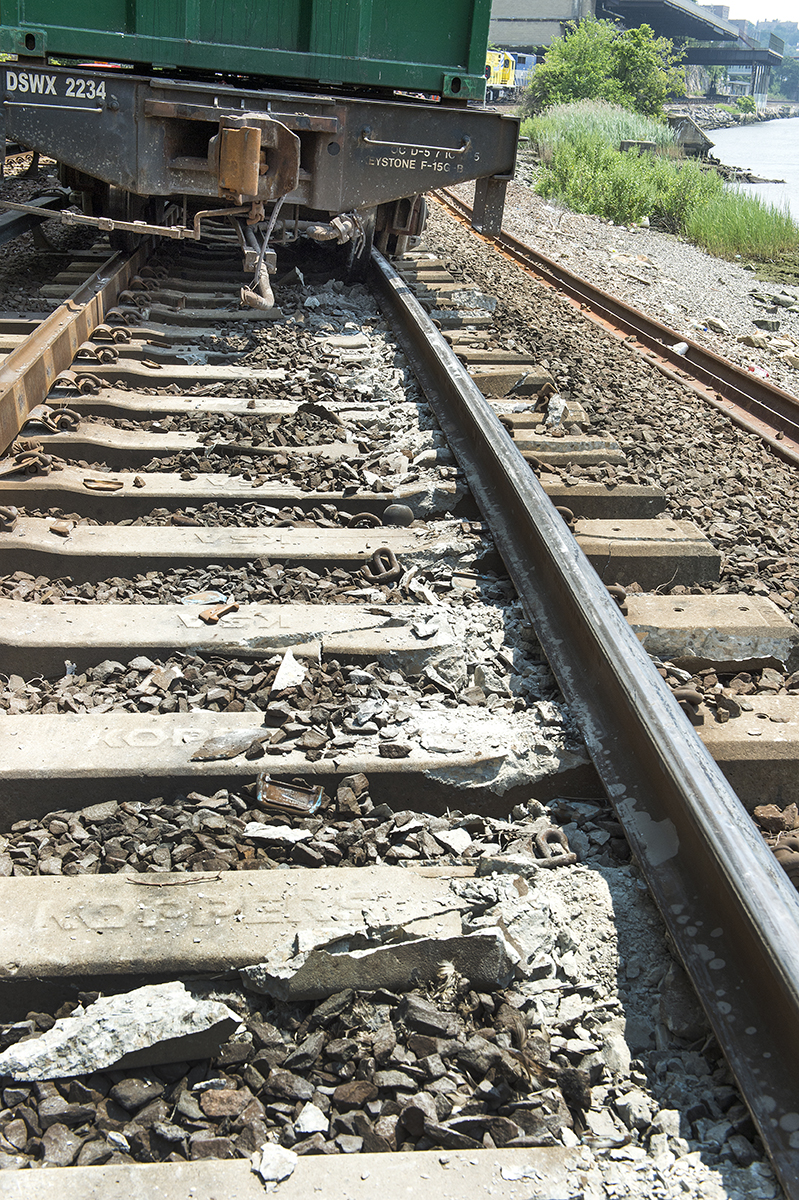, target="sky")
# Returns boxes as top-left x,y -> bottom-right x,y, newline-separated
727,2 -> 798,23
